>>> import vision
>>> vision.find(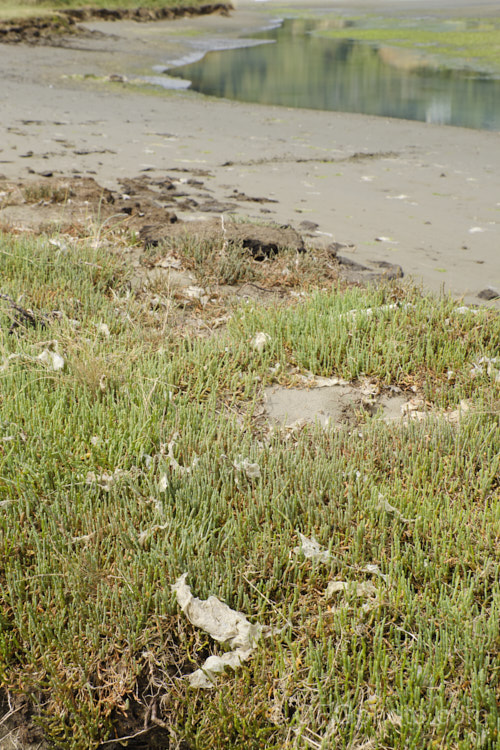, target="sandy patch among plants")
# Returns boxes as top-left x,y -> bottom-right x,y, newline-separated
264,382 -> 409,428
